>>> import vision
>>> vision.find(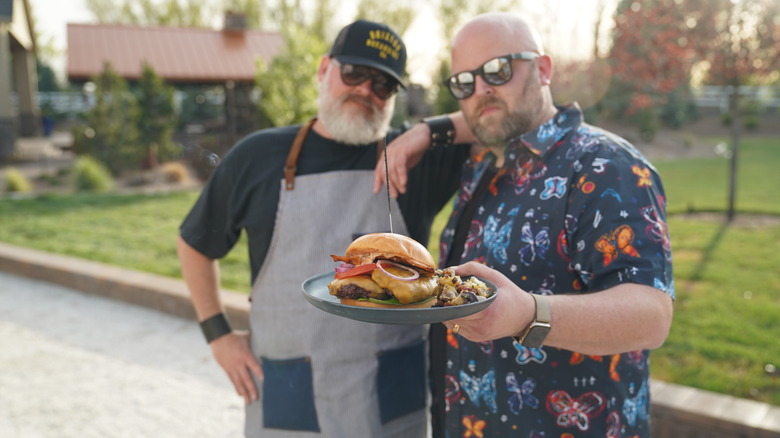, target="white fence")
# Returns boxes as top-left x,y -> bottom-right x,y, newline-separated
14,86 -> 780,118
13,90 -> 225,117
692,85 -> 780,112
